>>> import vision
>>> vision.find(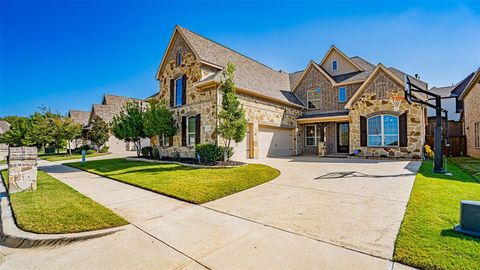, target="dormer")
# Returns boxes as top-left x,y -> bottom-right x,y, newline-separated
319,45 -> 363,77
